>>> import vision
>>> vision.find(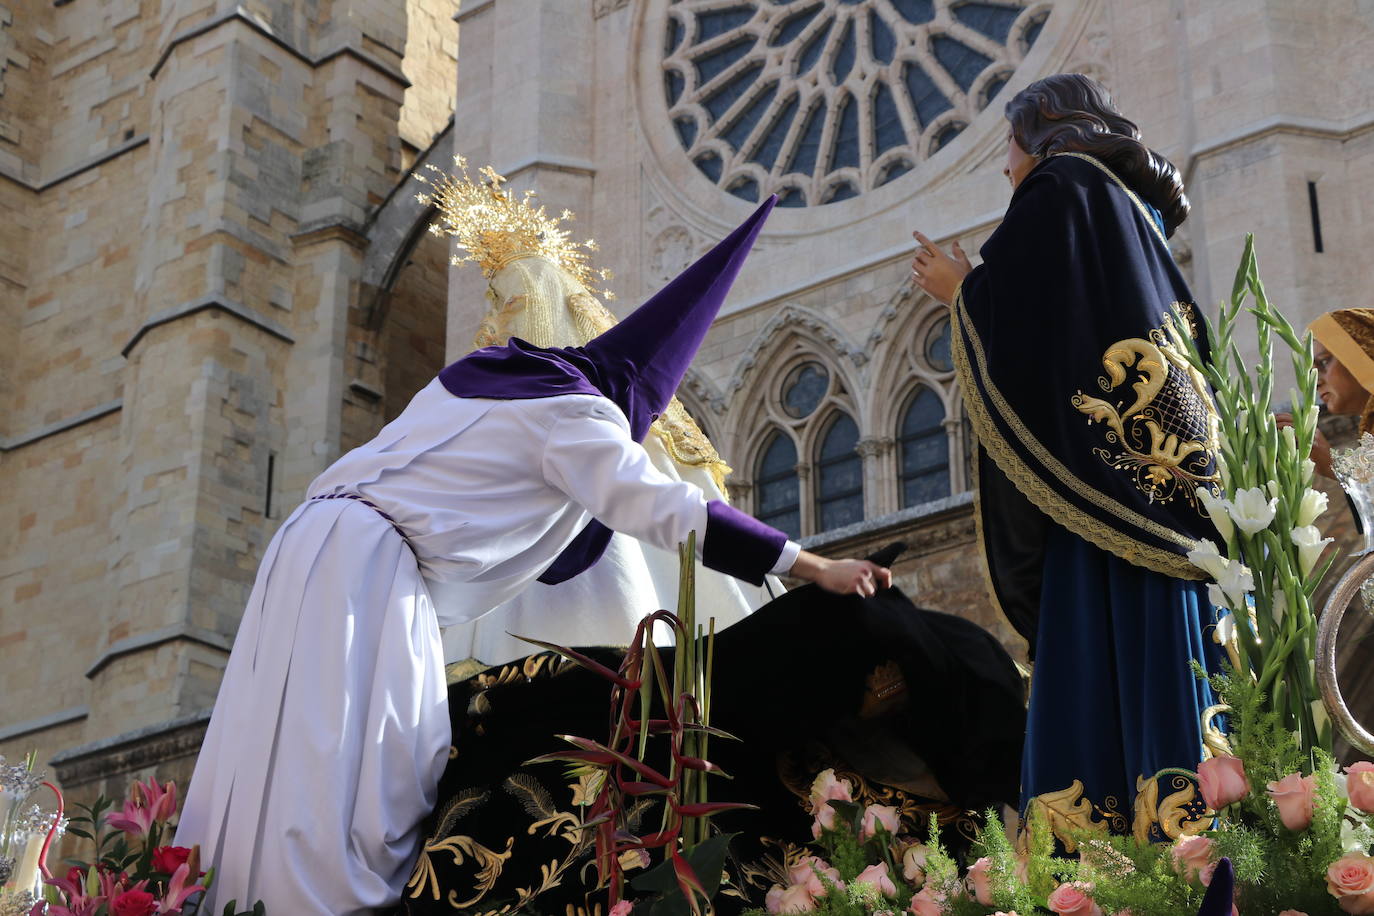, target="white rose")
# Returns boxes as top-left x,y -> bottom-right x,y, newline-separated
1291,525 -> 1333,577
1225,486 -> 1278,535
1296,488 -> 1329,528
1195,488 -> 1234,542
